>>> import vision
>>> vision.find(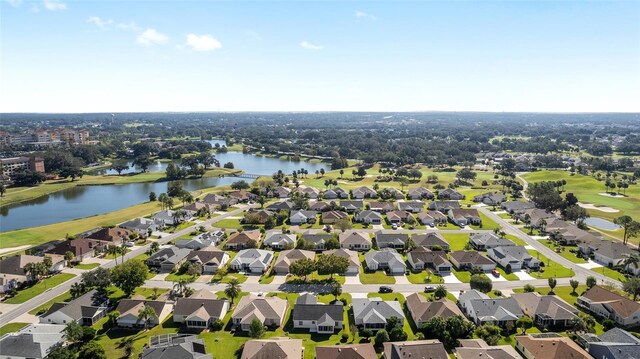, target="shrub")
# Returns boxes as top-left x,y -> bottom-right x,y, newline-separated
210,319 -> 224,331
